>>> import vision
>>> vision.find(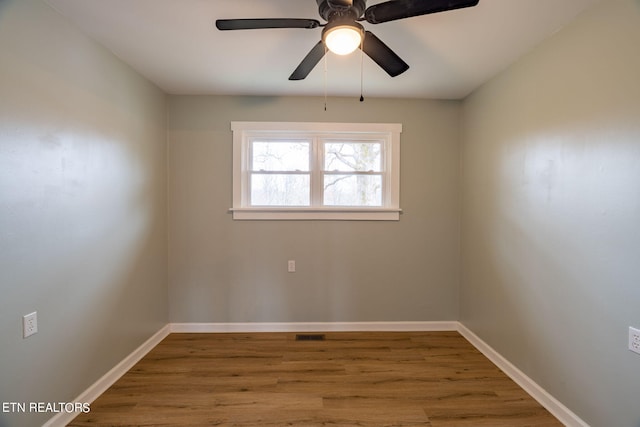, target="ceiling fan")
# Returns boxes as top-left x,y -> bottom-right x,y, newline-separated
216,0 -> 480,81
